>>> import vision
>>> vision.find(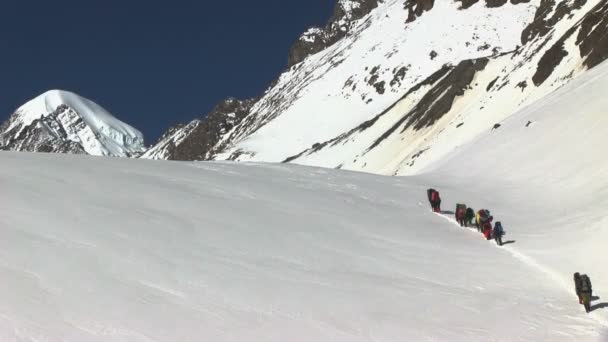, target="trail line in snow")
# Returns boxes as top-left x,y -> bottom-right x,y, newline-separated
432,211 -> 608,327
